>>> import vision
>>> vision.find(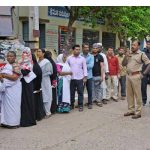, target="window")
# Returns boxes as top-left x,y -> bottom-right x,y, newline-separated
39,24 -> 46,48
22,21 -> 29,47
83,29 -> 99,51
